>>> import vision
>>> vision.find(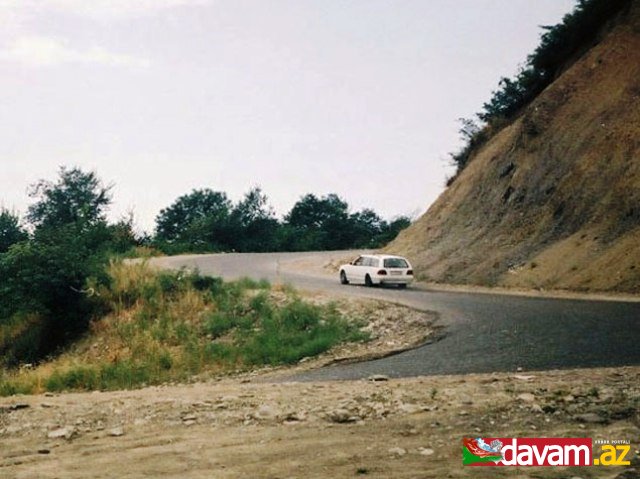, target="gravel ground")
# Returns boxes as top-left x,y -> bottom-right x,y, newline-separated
1,366 -> 638,478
